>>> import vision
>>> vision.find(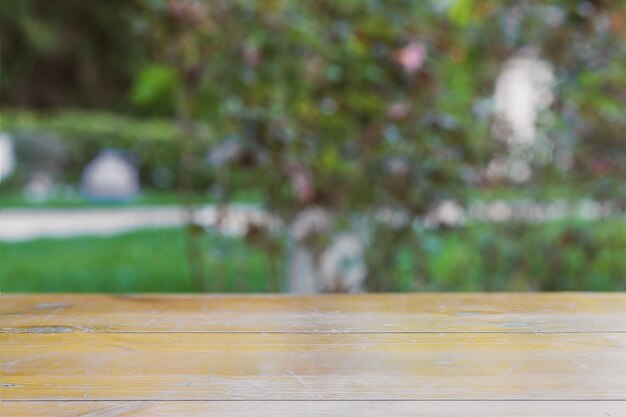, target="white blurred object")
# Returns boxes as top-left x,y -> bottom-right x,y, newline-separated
288,208 -> 332,294
290,207 -> 332,243
80,150 -> 139,201
494,51 -> 555,146
0,132 -> 16,183
425,199 -> 465,228
288,208 -> 366,293
320,233 -> 366,293
23,172 -> 54,202
491,50 -> 555,183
